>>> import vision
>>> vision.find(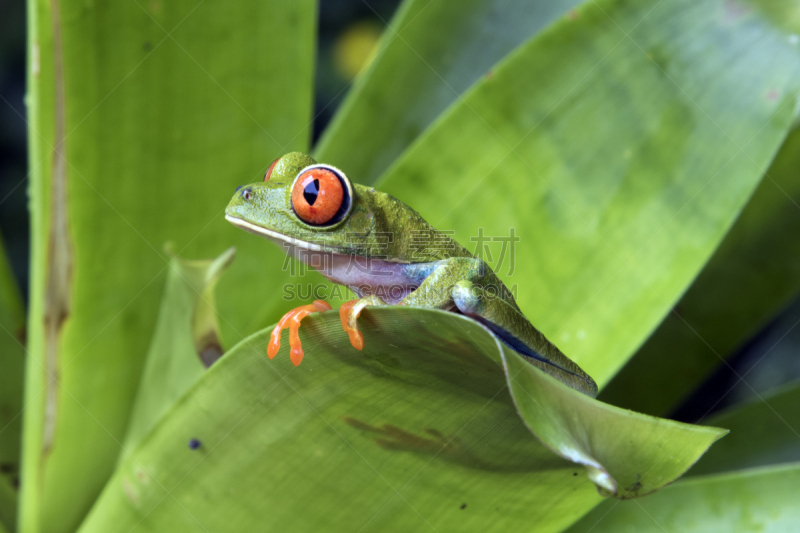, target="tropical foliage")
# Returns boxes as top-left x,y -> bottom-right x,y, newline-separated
3,0 -> 799,531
